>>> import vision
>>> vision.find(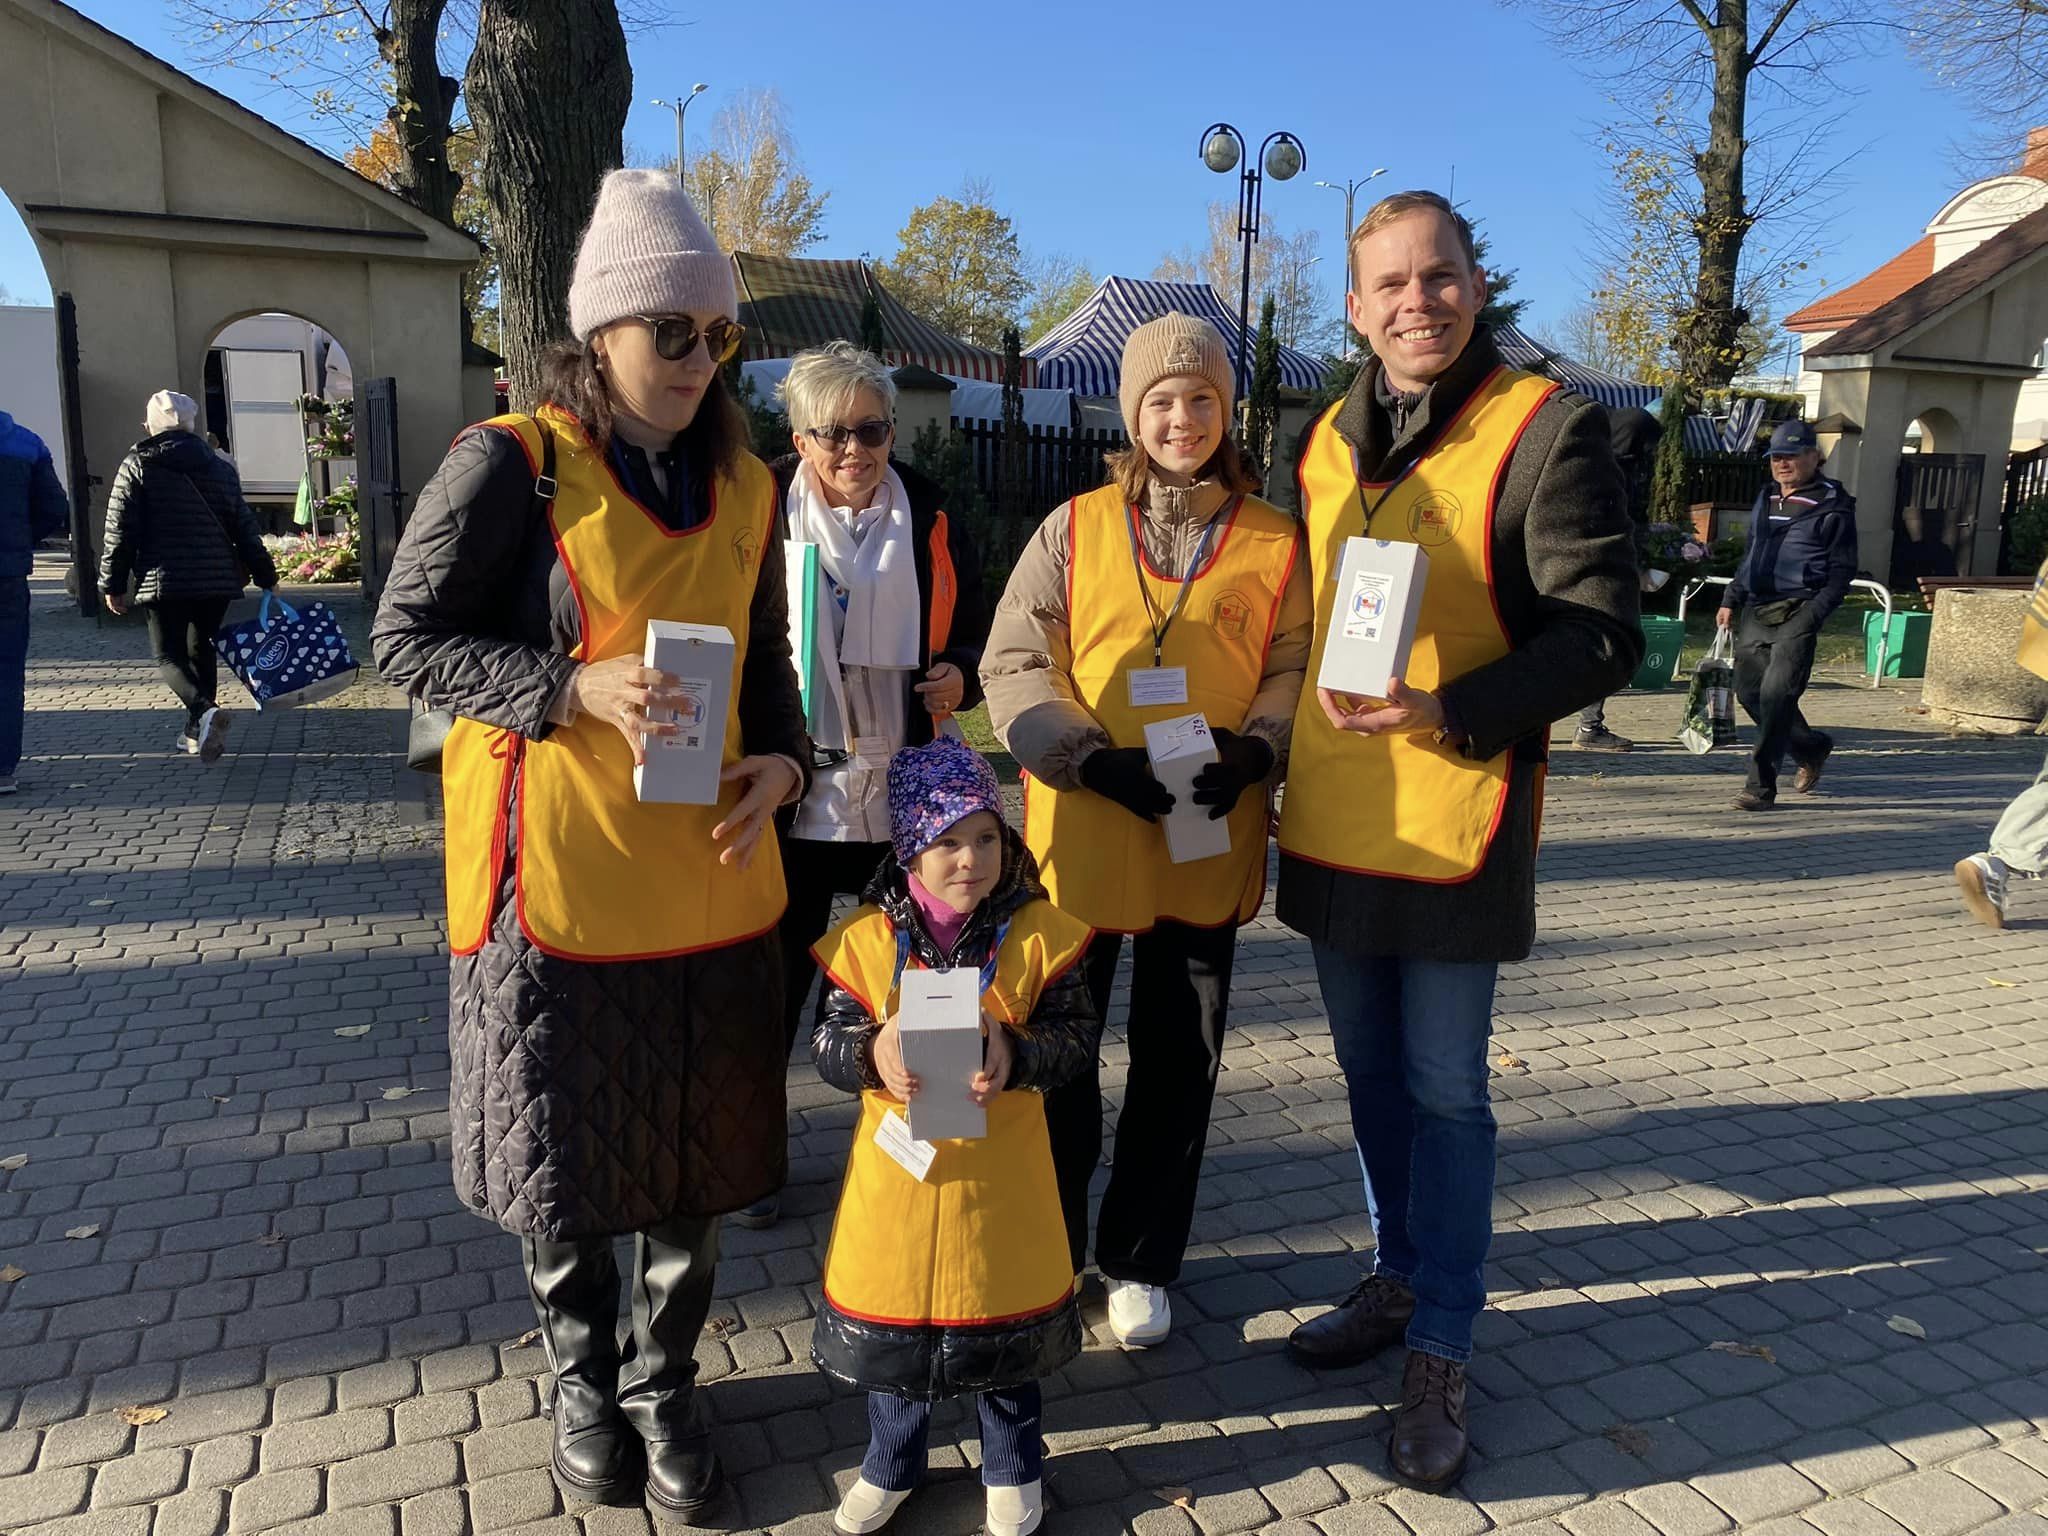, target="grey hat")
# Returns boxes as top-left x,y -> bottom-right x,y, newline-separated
567,169 -> 737,343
